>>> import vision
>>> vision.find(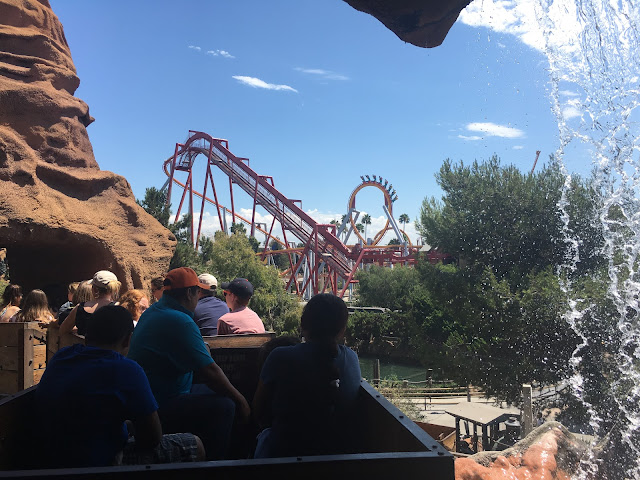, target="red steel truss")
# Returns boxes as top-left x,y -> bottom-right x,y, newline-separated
163,131 -> 419,298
